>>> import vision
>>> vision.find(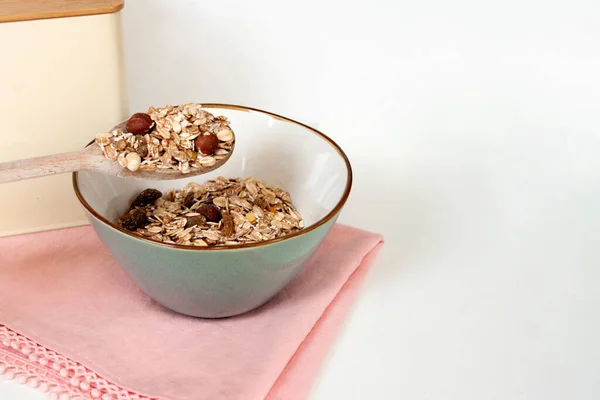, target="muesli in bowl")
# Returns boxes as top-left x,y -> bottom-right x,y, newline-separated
119,177 -> 304,247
